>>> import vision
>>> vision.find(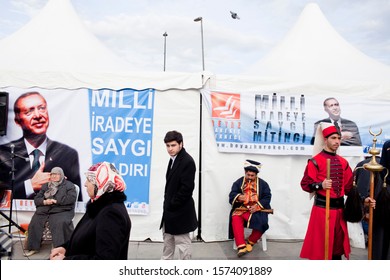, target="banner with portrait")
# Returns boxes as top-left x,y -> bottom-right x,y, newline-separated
202,89 -> 390,156
0,88 -> 154,215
